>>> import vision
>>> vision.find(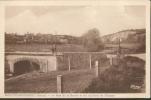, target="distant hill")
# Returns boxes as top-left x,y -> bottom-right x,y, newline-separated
101,29 -> 146,44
